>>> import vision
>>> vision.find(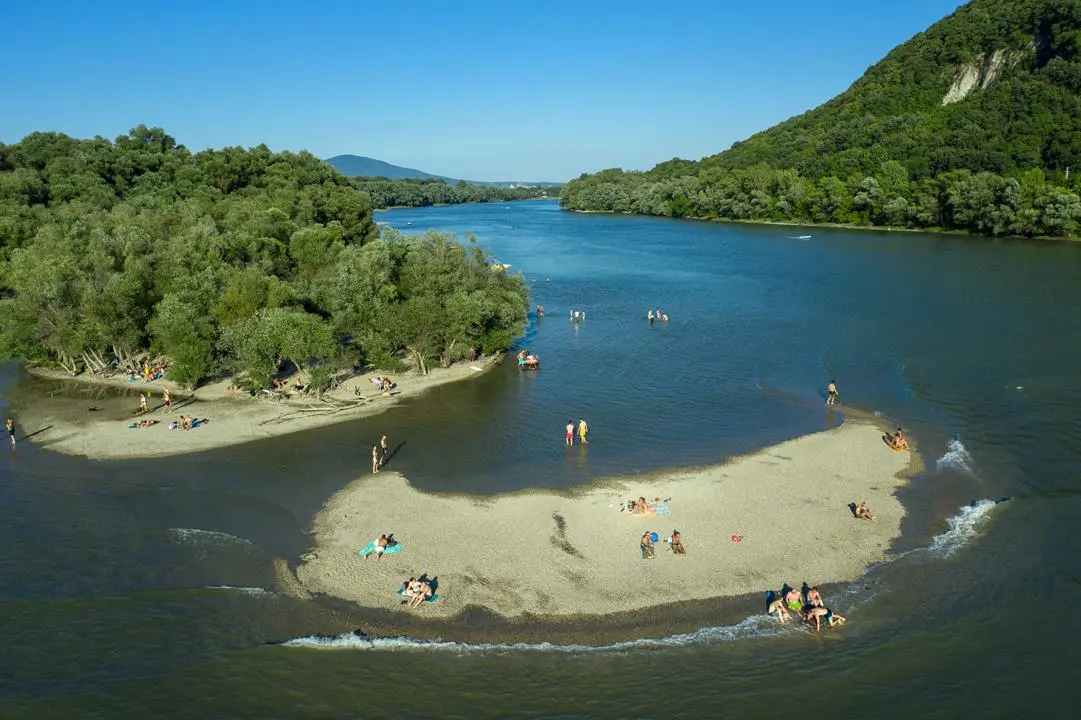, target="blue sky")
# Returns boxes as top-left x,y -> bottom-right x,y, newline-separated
1,0 -> 965,181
